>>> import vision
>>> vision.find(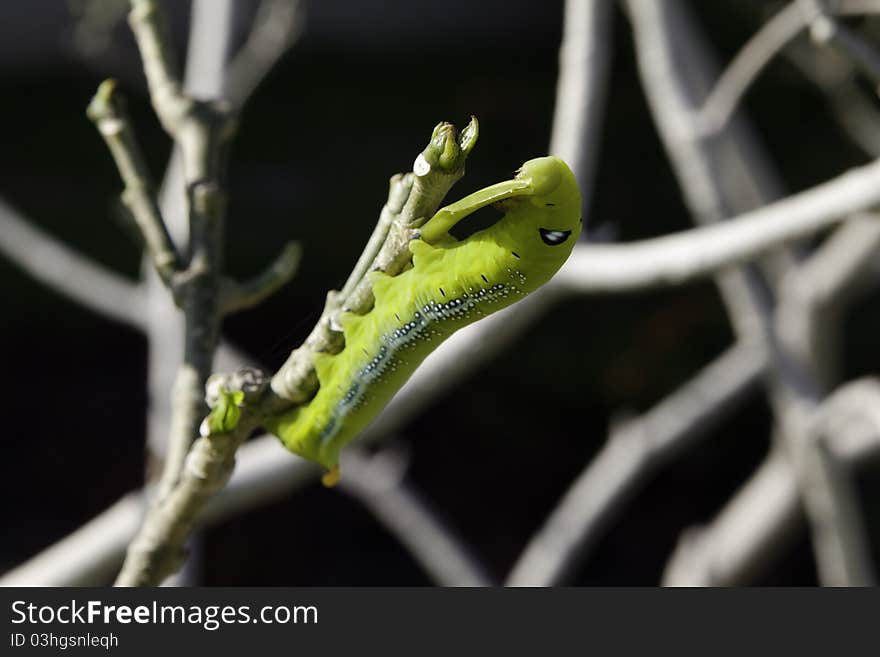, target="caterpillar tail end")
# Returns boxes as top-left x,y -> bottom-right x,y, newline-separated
321,466 -> 341,488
